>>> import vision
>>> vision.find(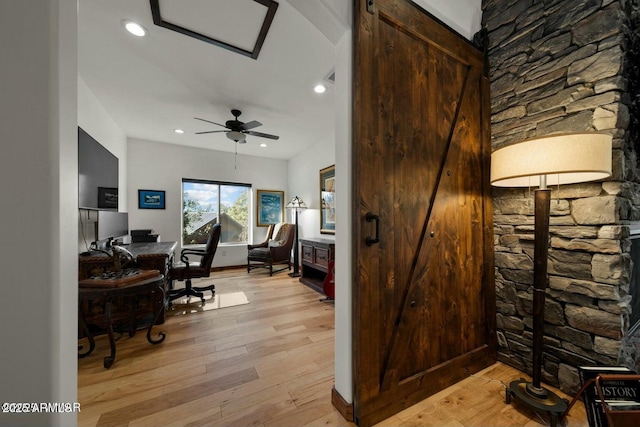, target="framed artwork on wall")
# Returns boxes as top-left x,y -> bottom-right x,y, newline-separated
98,187 -> 118,209
320,165 -> 335,234
138,189 -> 165,209
256,189 -> 284,226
